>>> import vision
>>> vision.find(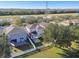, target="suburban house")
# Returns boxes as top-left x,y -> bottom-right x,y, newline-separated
4,25 -> 32,47
70,19 -> 79,25
0,18 -> 13,24
50,22 -> 56,24
6,18 -> 14,23
0,26 -> 6,36
25,22 -> 48,46
59,20 -> 71,26
47,16 -> 52,19
26,22 -> 48,39
42,16 -> 52,19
